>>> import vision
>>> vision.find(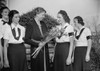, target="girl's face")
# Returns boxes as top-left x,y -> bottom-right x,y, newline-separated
1,9 -> 9,18
73,19 -> 79,29
37,12 -> 46,20
57,13 -> 64,25
12,13 -> 20,24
